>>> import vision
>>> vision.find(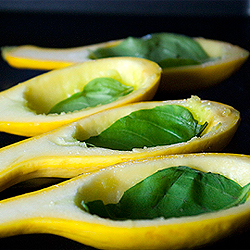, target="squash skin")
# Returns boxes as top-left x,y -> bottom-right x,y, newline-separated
0,57 -> 161,136
2,37 -> 249,92
0,153 -> 250,249
0,96 -> 240,191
